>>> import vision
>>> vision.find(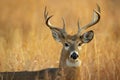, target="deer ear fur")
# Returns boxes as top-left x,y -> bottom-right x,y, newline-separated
80,30 -> 94,43
51,30 -> 61,42
51,29 -> 65,42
